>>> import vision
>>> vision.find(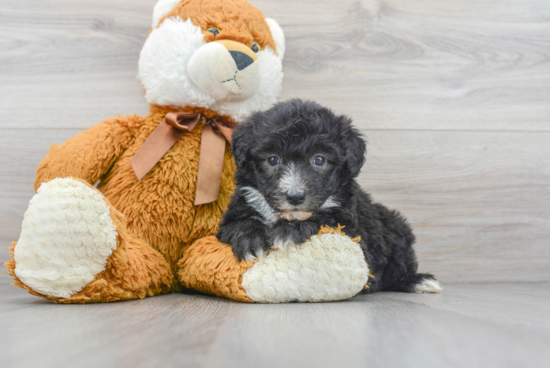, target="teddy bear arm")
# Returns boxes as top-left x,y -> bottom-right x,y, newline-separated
34,116 -> 138,191
179,227 -> 370,303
